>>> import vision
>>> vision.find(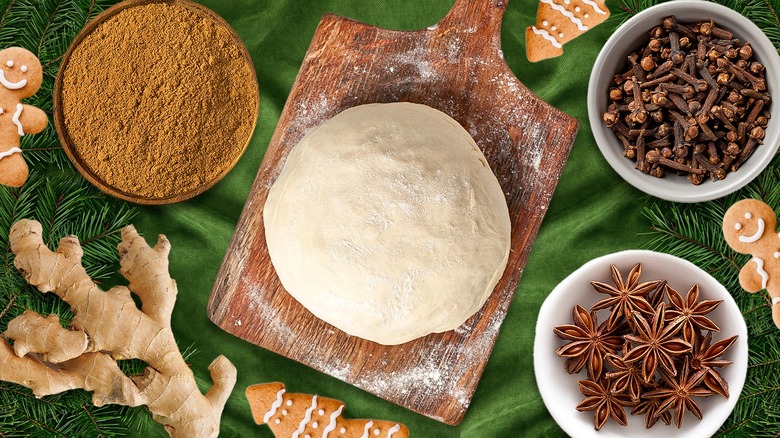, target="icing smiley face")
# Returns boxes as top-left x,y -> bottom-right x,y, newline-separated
0,47 -> 42,99
737,211 -> 765,243
723,199 -> 778,254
